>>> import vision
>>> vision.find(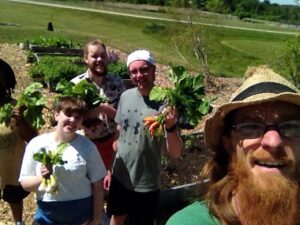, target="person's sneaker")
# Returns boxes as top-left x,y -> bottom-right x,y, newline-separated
15,222 -> 25,225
